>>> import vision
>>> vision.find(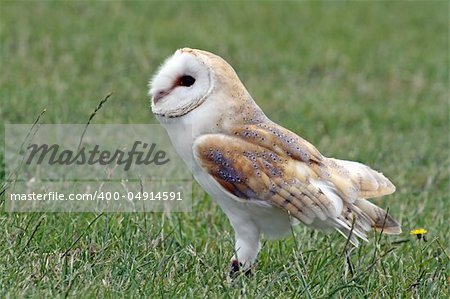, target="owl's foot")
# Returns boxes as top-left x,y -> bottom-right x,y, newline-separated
228,259 -> 253,280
